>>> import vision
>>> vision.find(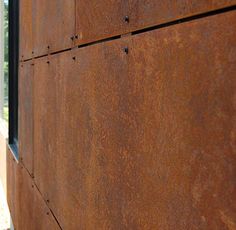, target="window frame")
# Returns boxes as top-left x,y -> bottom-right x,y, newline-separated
8,0 -> 19,158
